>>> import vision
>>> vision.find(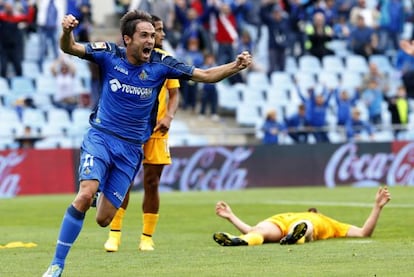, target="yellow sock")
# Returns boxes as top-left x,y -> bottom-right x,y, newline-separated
240,232 -> 264,246
110,207 -> 126,231
142,213 -> 159,236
